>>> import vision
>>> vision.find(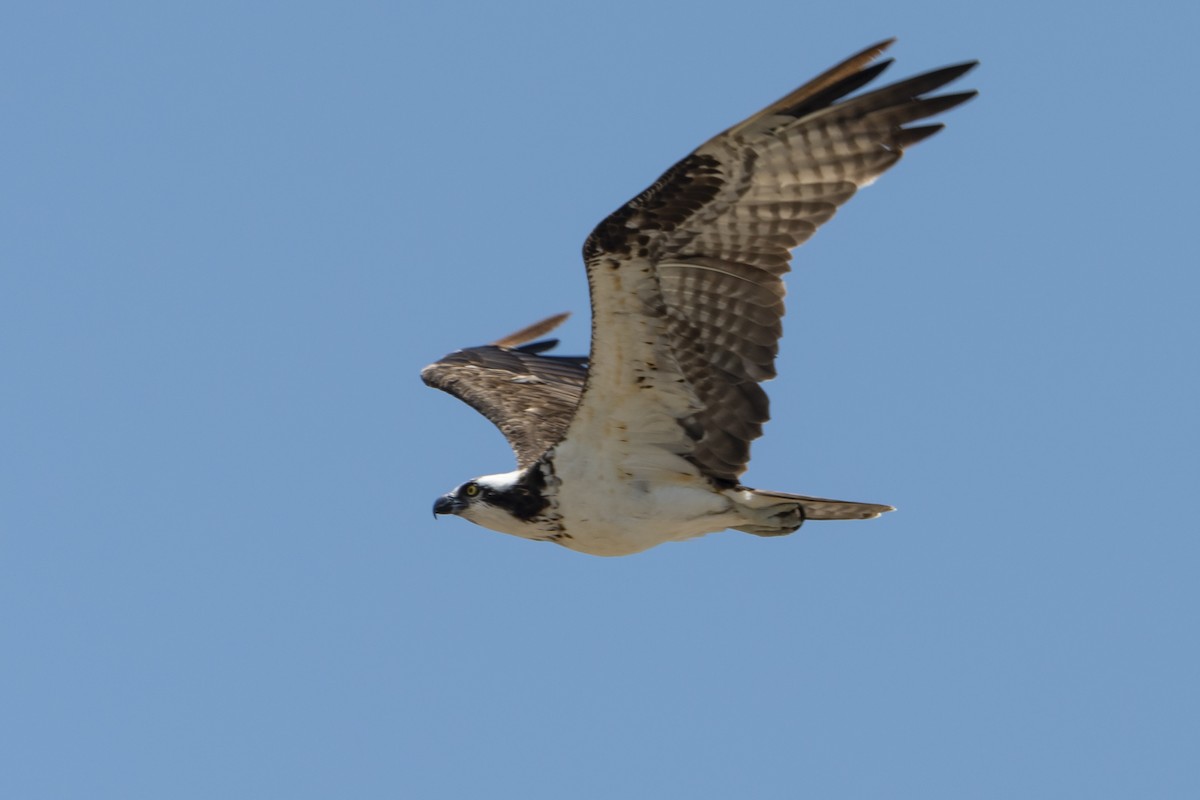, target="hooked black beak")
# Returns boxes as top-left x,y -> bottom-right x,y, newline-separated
433,494 -> 466,518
